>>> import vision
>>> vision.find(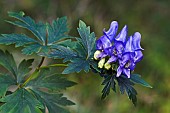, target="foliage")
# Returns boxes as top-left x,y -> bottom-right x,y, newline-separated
0,49 -> 76,113
0,11 -> 152,113
0,11 -> 72,55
